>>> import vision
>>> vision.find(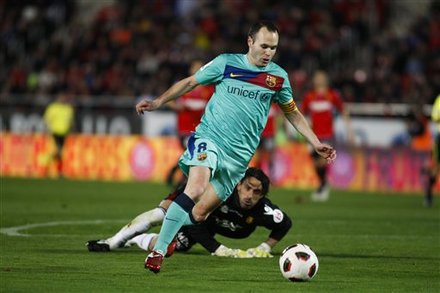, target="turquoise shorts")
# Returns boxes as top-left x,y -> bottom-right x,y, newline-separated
178,133 -> 247,201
